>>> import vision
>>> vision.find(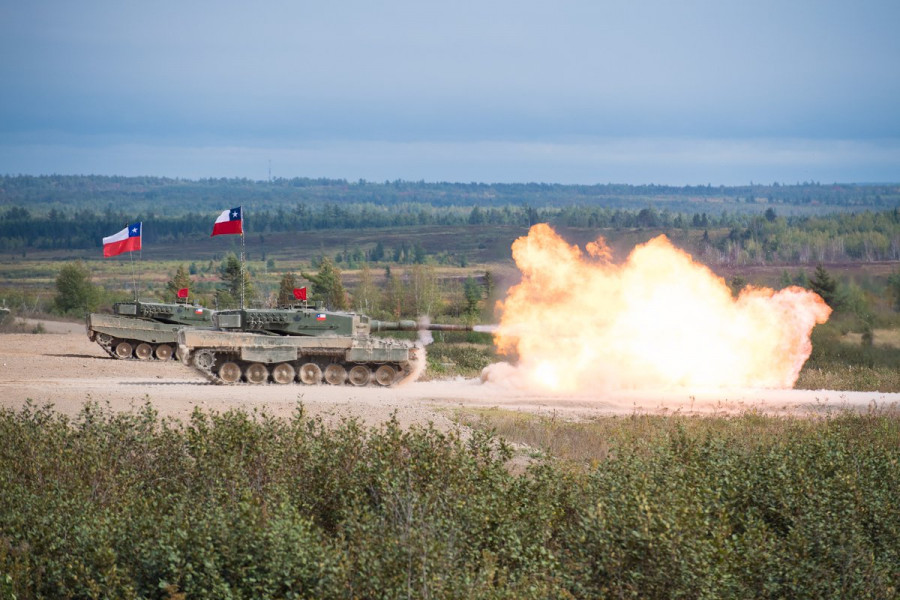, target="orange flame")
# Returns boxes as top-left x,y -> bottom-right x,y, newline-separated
485,224 -> 831,391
